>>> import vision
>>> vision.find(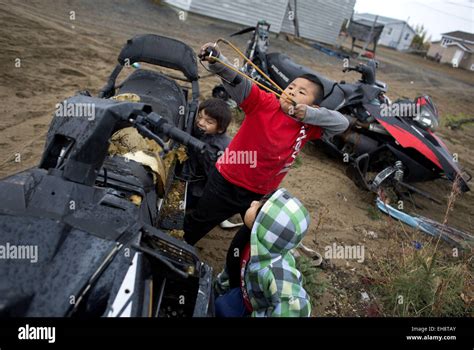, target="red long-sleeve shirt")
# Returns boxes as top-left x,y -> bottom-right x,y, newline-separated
216,84 -> 322,194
